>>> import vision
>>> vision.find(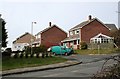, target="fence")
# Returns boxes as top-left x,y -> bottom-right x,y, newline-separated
88,43 -> 114,49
